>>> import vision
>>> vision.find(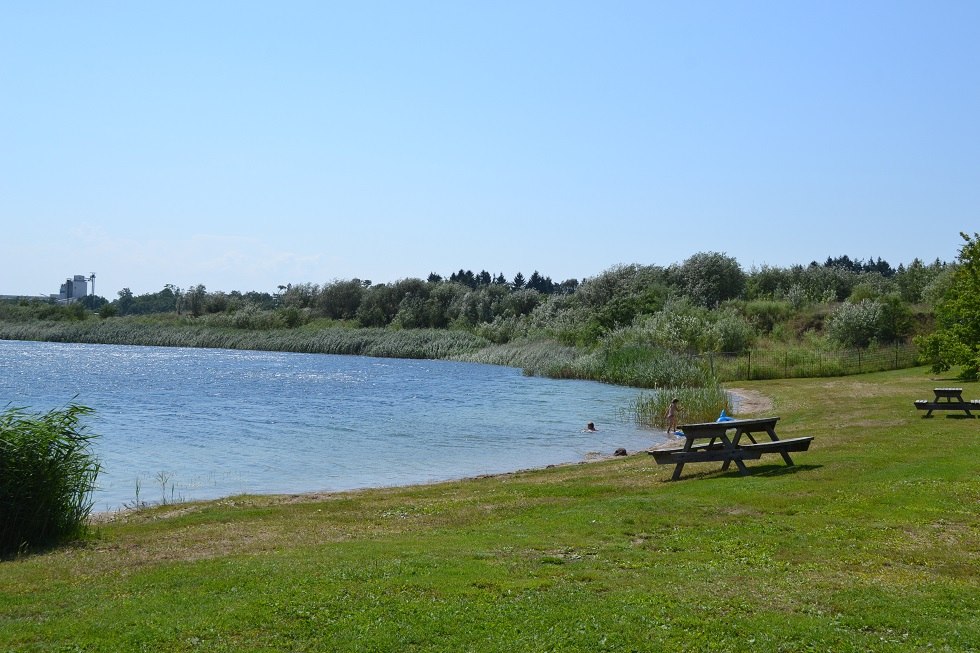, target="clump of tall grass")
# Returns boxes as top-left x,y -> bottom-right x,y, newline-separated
628,385 -> 733,431
460,339 -> 583,373
0,404 -> 101,556
362,329 -> 488,359
593,345 -> 712,388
